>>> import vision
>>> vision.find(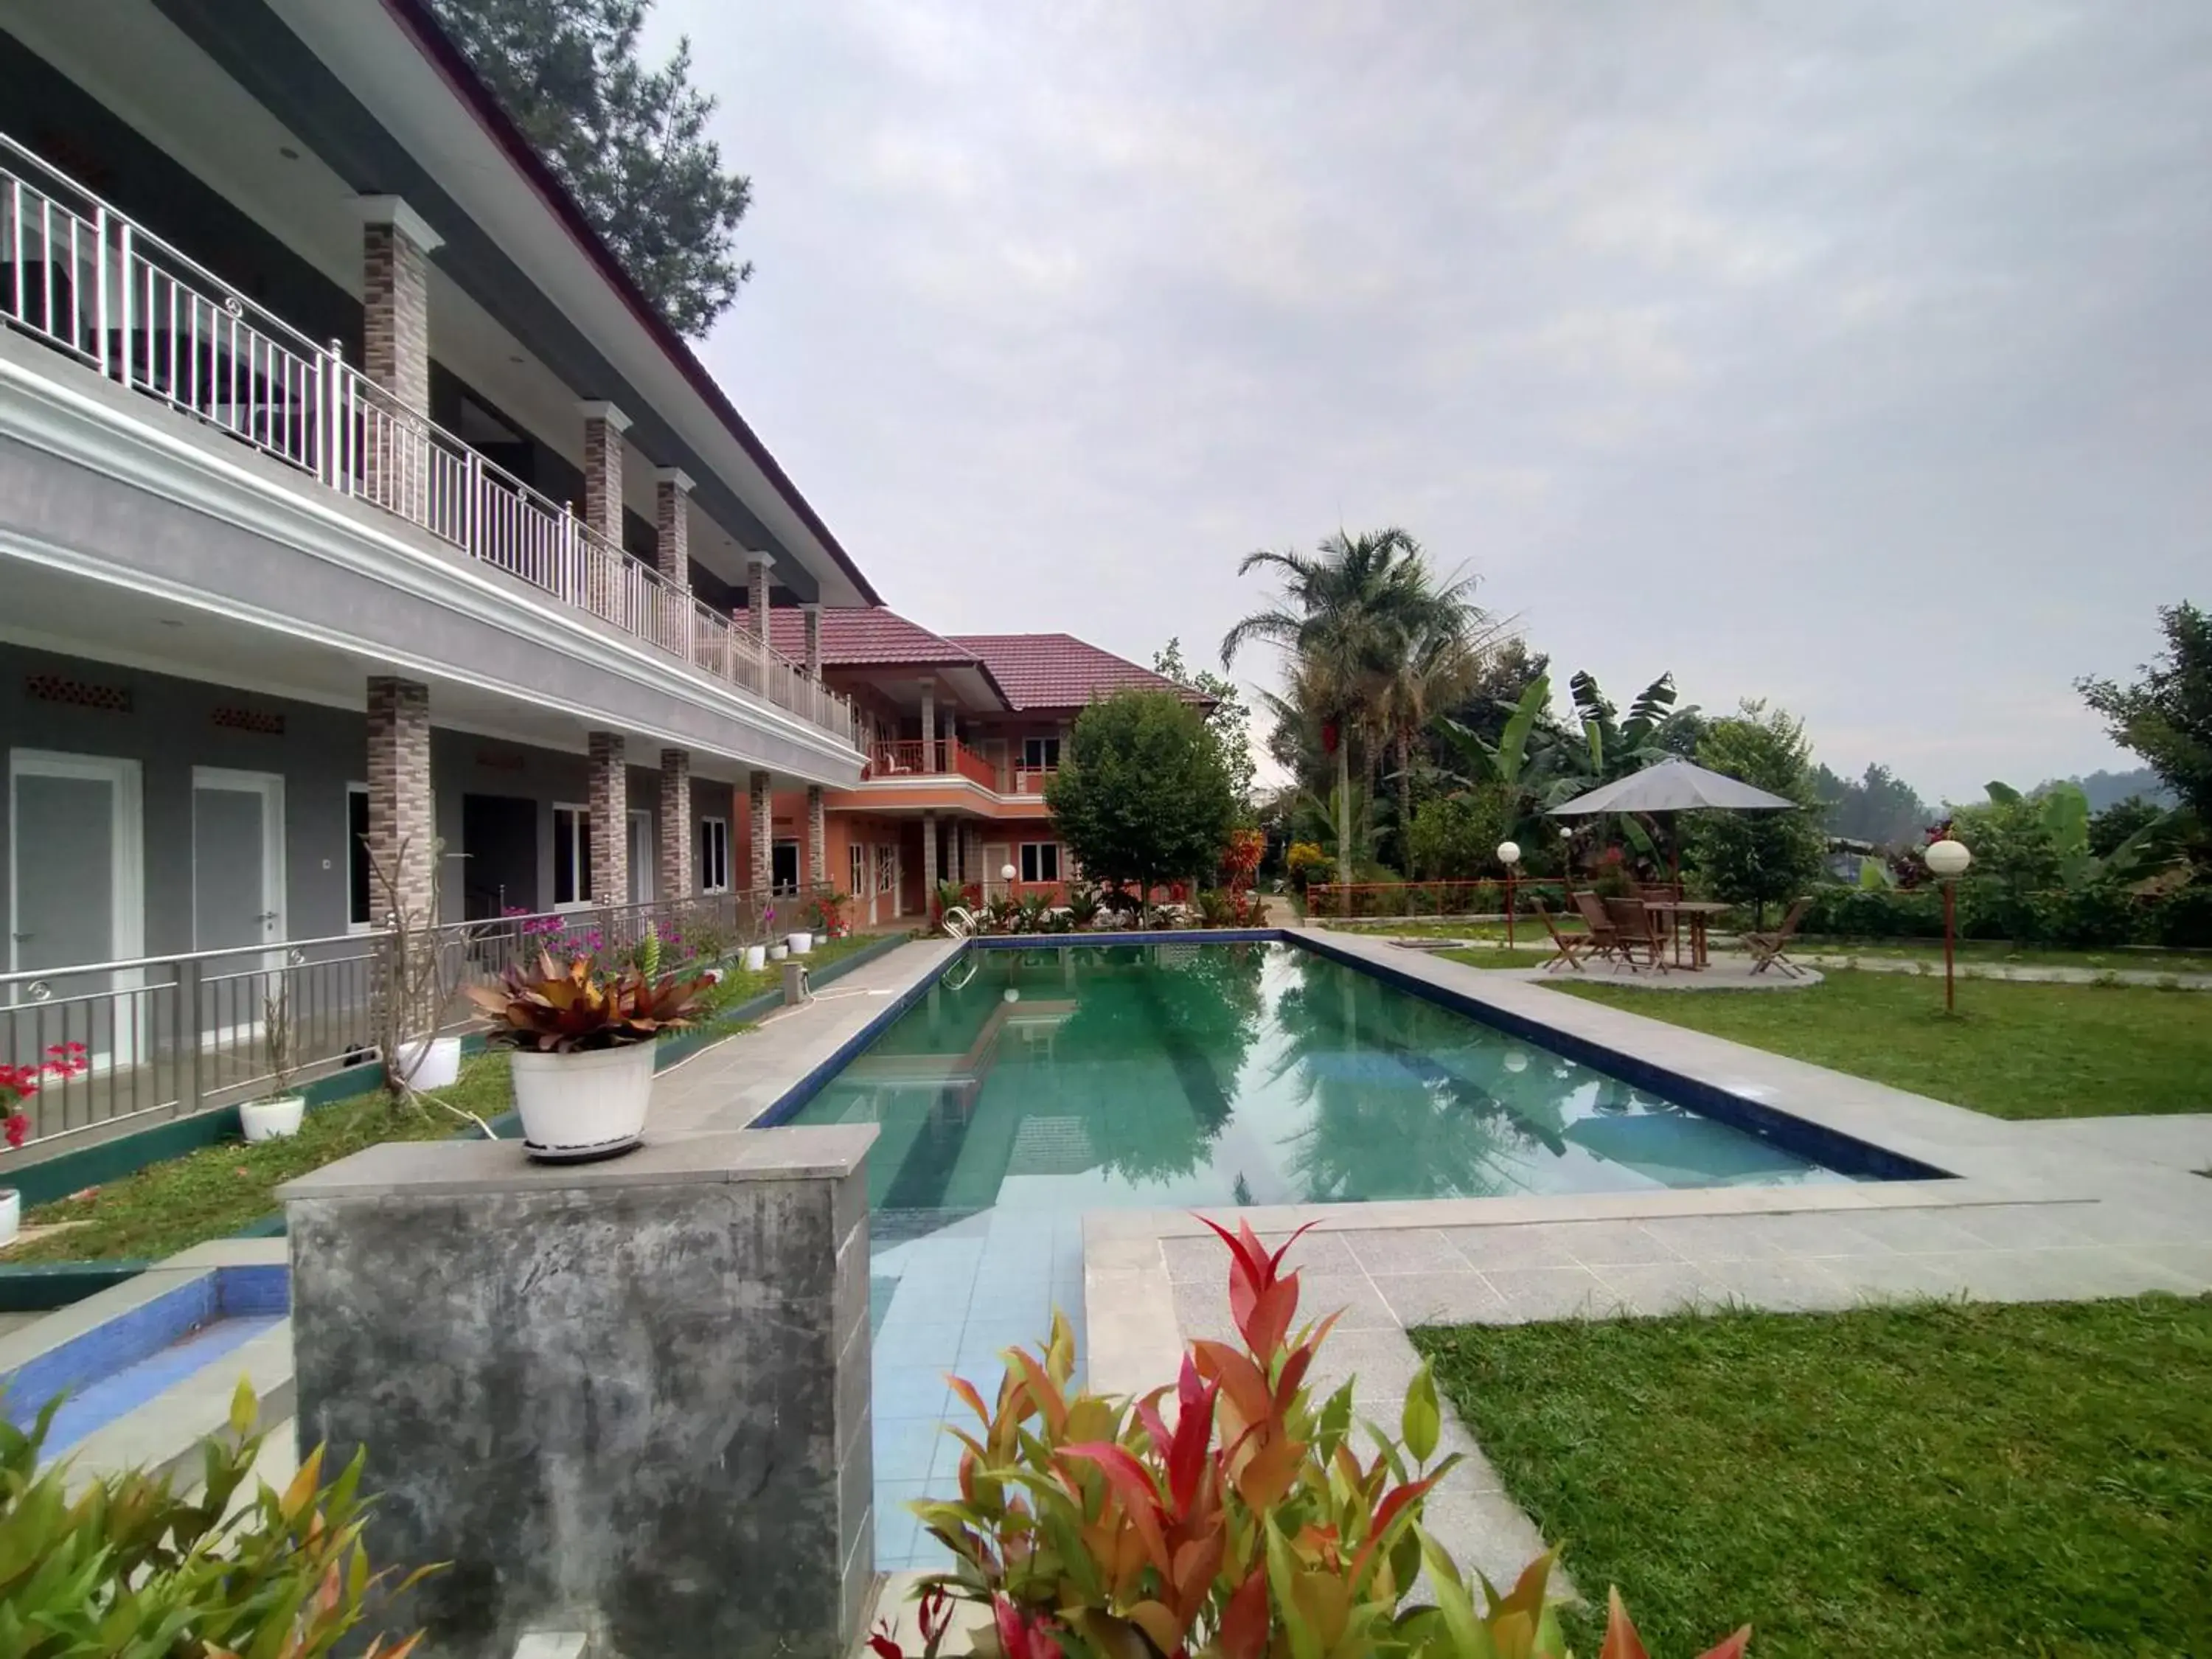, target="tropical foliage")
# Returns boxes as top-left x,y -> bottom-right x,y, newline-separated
1681,703 -> 1828,925
883,1220 -> 1749,1659
1047,690 -> 1239,910
2076,599 -> 2212,825
468,942 -> 711,1052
